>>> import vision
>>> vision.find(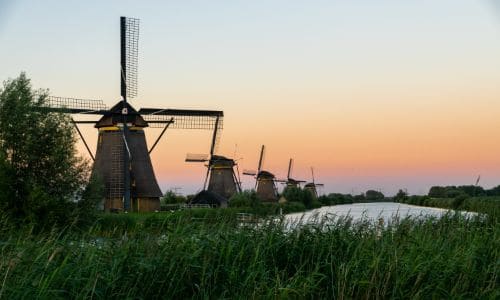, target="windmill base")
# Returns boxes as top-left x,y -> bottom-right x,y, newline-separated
104,197 -> 160,212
